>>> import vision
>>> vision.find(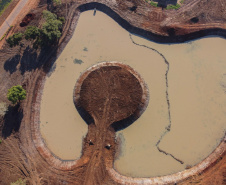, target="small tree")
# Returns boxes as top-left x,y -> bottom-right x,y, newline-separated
24,26 -> 41,40
6,33 -> 23,47
7,85 -> 26,104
